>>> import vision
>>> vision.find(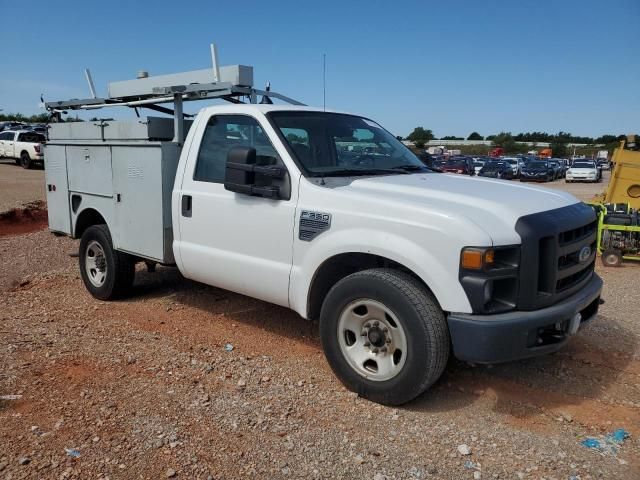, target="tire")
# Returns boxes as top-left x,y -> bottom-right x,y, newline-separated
601,249 -> 622,267
20,152 -> 32,169
79,224 -> 135,300
319,268 -> 450,406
